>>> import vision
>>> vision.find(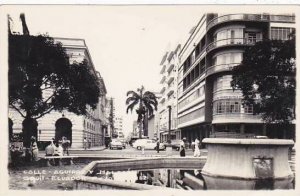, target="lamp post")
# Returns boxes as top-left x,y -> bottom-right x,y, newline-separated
167,105 -> 172,144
